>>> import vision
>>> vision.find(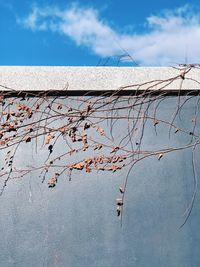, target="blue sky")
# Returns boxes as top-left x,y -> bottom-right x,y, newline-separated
0,0 -> 200,66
